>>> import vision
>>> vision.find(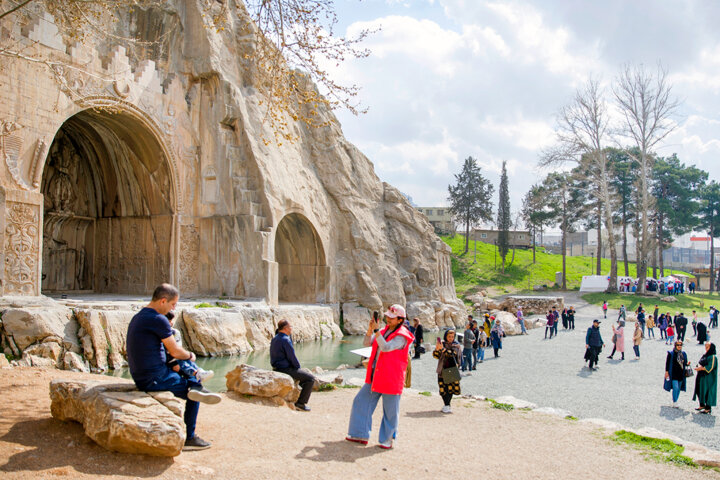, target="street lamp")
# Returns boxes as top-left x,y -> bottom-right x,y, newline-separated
591,251 -> 595,275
